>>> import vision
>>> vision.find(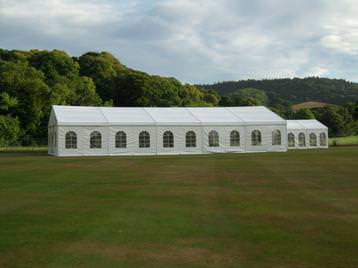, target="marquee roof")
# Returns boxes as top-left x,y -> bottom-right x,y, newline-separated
49,105 -> 286,126
287,120 -> 328,130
